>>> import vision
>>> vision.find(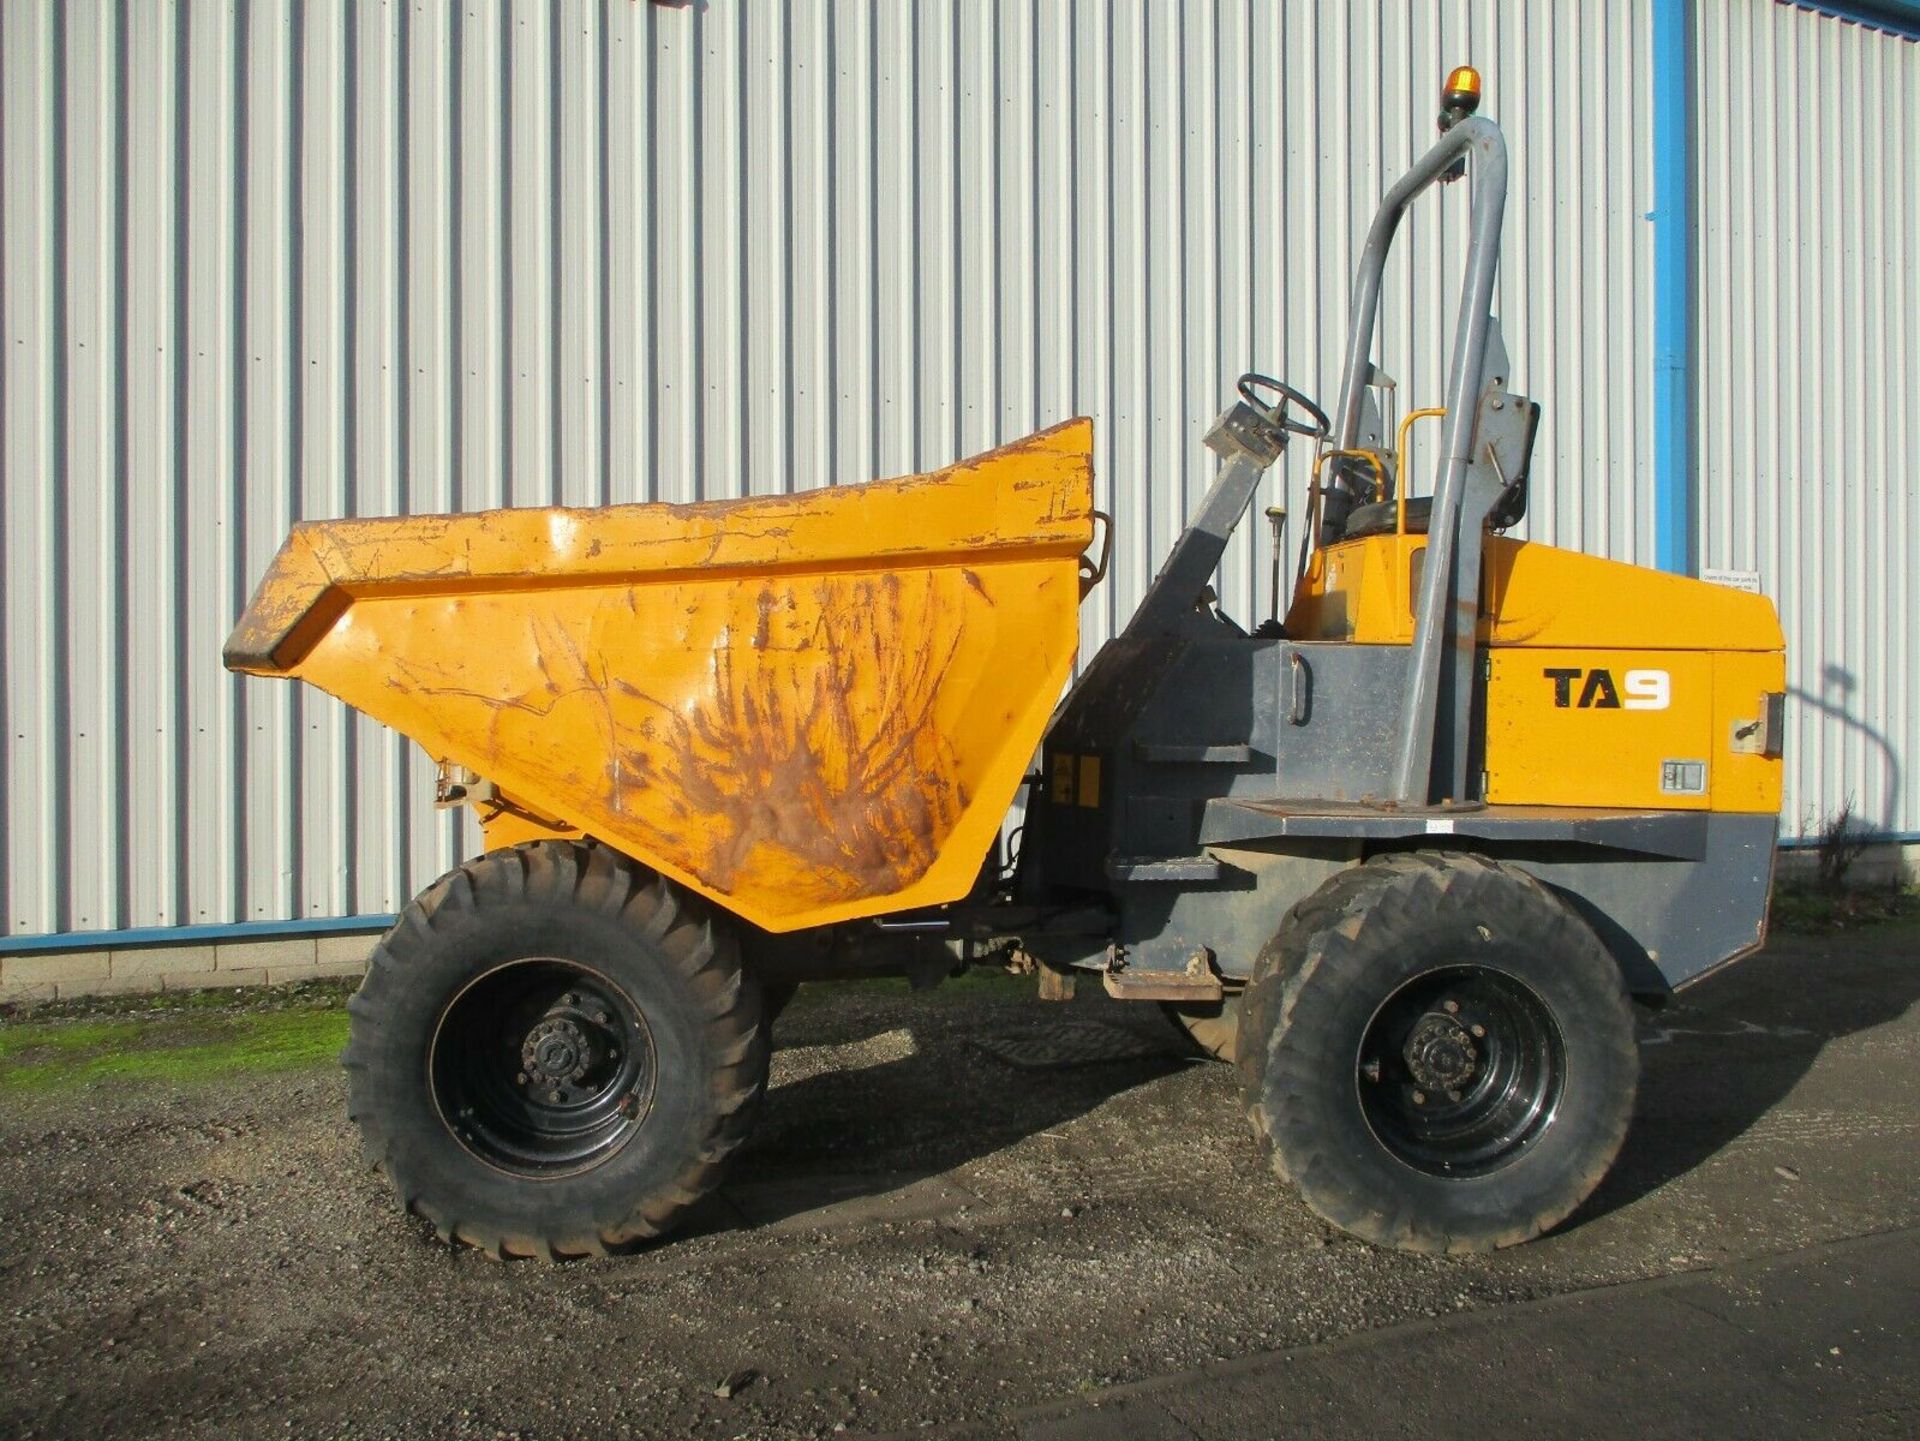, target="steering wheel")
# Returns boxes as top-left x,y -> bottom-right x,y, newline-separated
1238,373 -> 1331,439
